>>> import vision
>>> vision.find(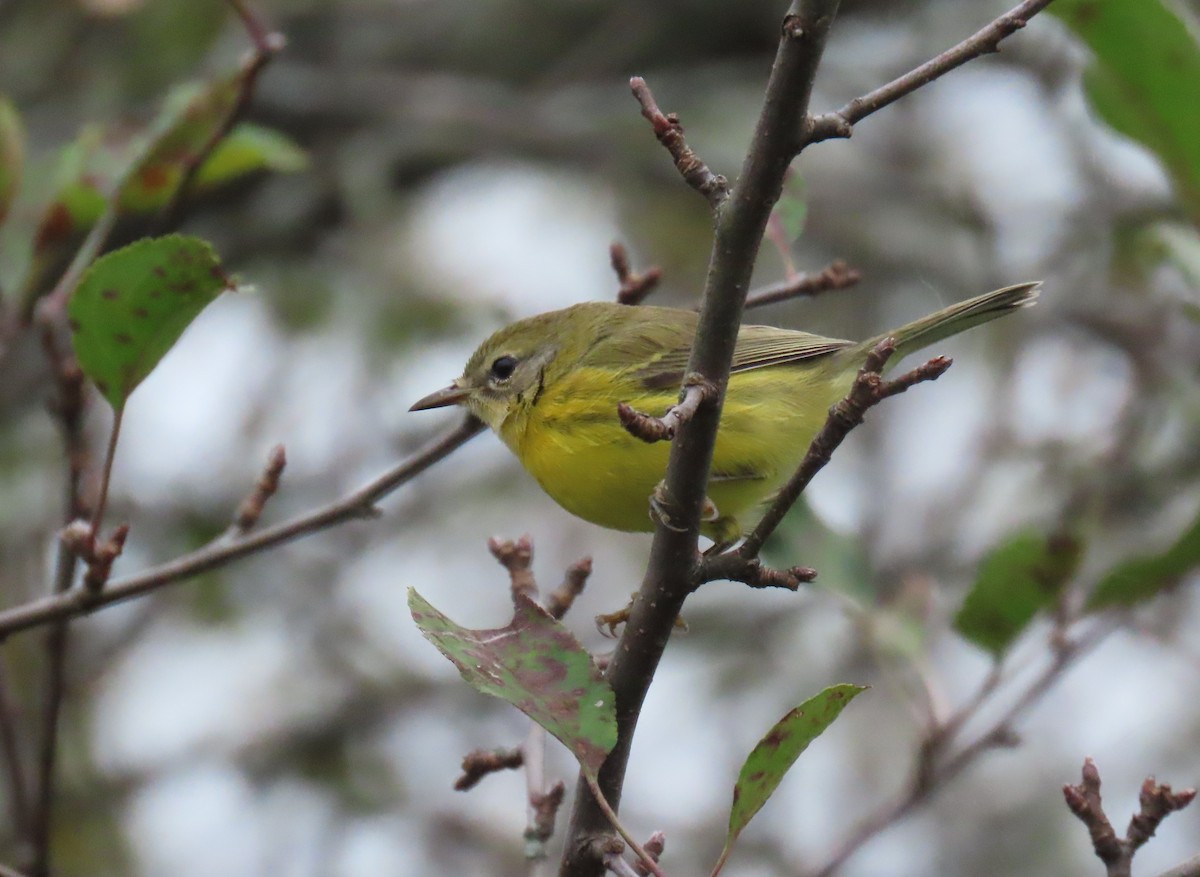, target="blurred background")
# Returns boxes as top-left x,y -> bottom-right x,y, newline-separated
1,0 -> 1199,875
